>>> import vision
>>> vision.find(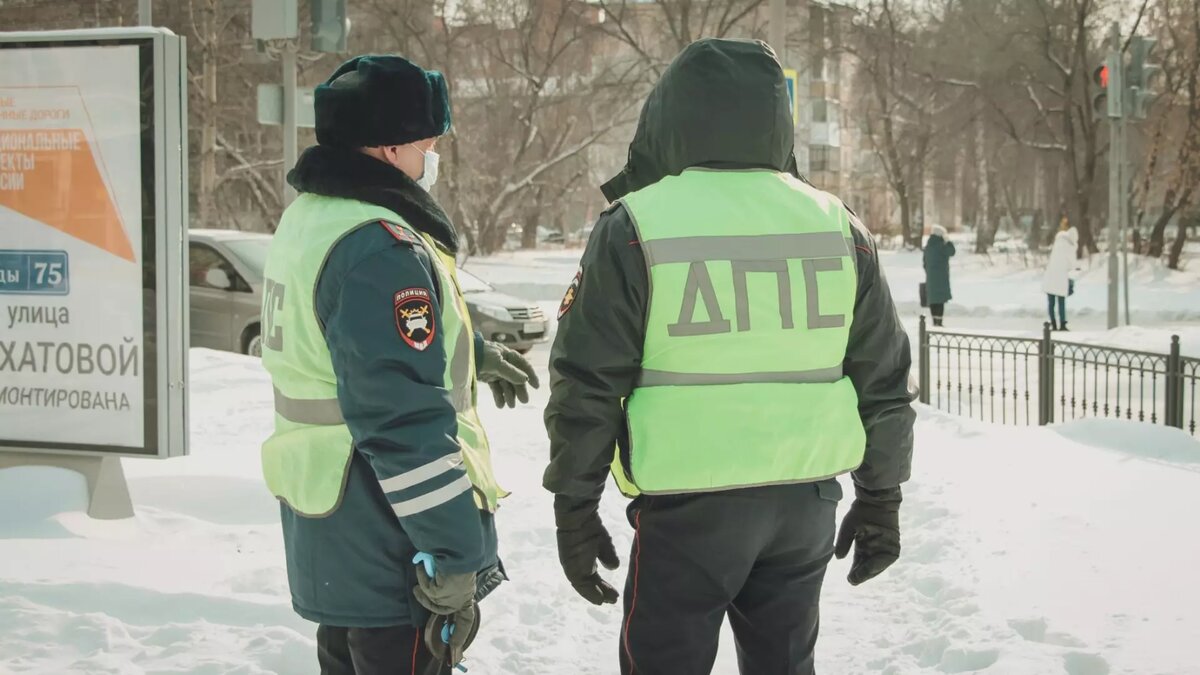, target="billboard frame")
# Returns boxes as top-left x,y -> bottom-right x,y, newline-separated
0,27 -> 189,463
